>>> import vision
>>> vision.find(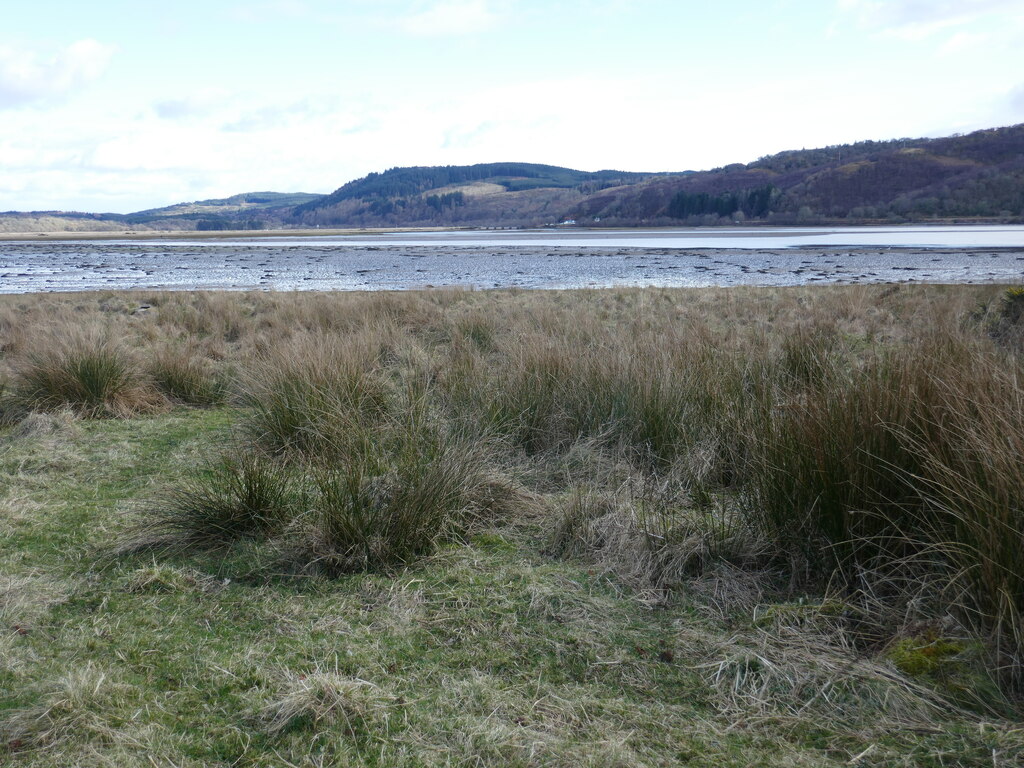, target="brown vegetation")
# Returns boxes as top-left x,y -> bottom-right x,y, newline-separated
2,284 -> 1023,710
